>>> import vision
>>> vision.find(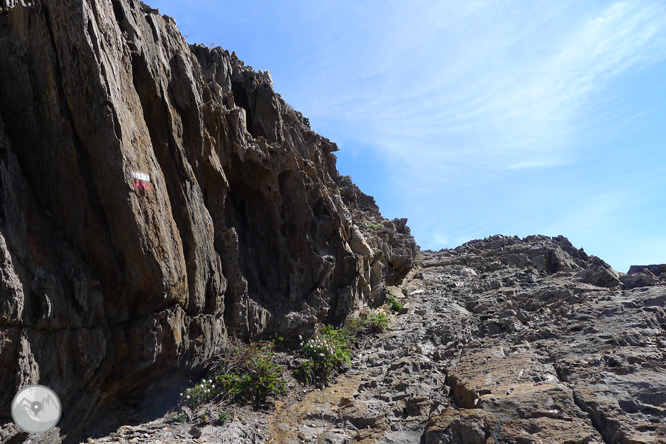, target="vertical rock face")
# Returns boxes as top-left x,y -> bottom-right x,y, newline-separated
0,0 -> 416,441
